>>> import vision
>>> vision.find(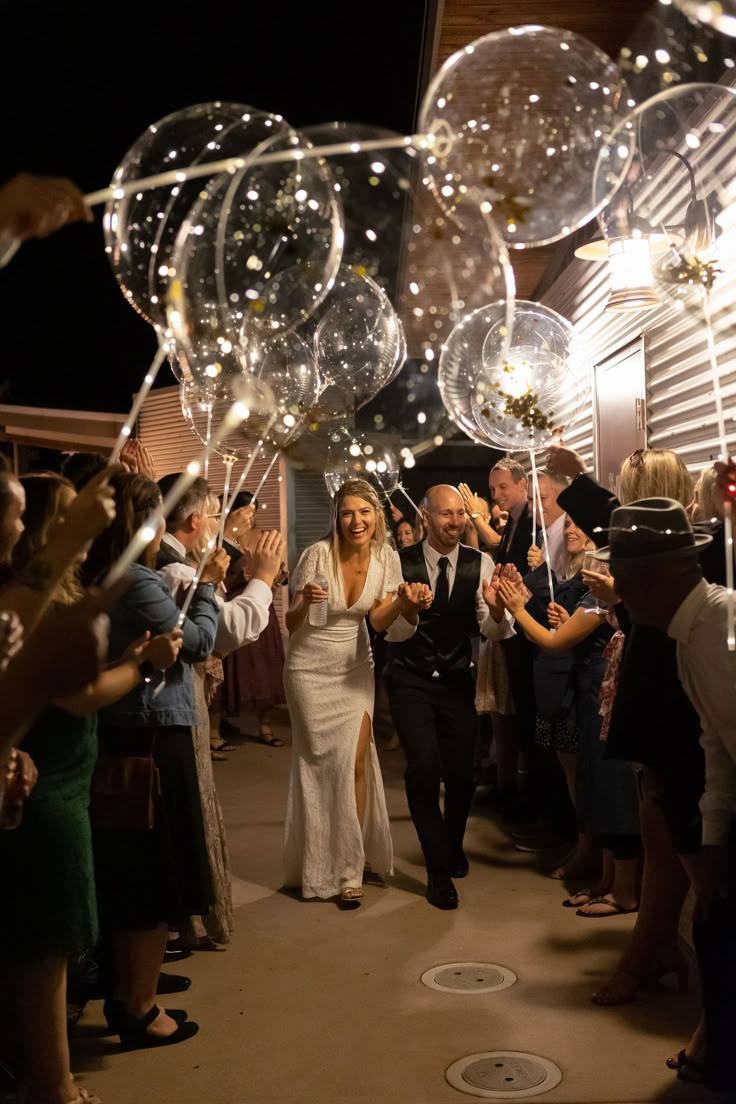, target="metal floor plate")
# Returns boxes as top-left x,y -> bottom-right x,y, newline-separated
421,962 -> 517,994
446,1051 -> 563,1099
